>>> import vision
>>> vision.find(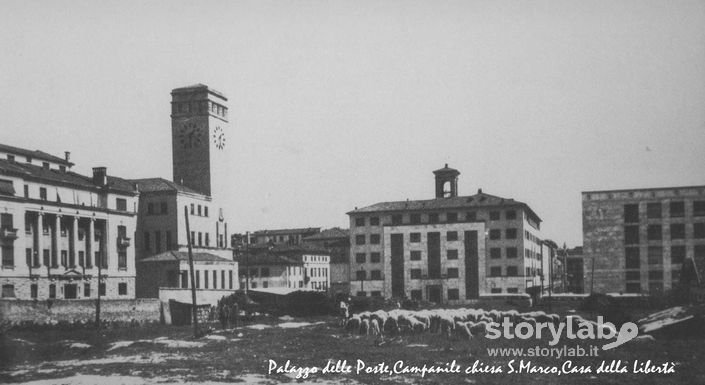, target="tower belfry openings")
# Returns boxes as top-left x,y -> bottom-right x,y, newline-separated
433,164 -> 460,198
